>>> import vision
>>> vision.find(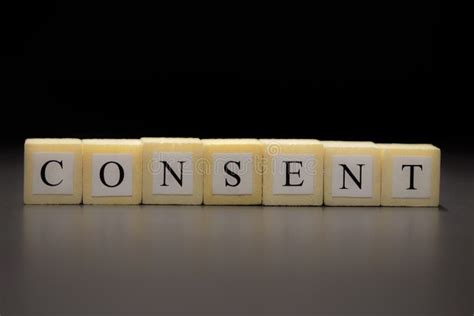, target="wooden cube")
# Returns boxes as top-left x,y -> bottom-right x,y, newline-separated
379,144 -> 440,207
82,139 -> 142,204
323,141 -> 381,206
24,138 -> 82,204
203,139 -> 263,205
261,139 -> 324,206
141,138 -> 203,205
